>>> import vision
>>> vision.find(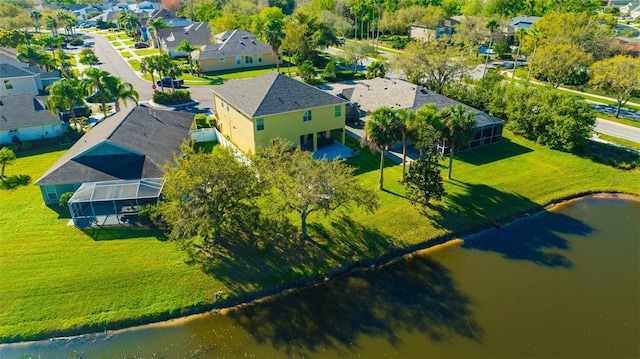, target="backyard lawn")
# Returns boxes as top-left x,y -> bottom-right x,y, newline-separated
0,132 -> 638,343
